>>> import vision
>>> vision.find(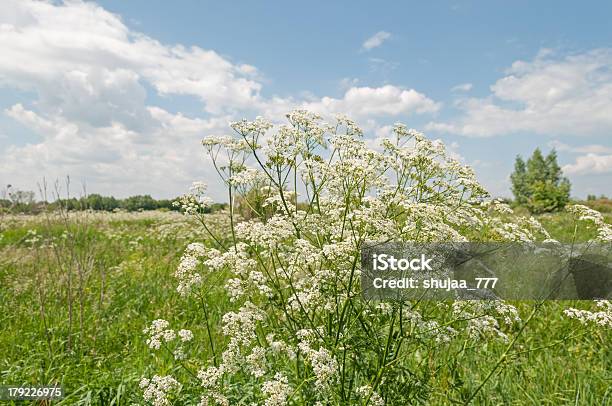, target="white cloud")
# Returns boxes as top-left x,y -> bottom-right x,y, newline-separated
301,85 -> 440,120
548,140 -> 612,154
0,1 -> 439,200
255,85 -> 440,127
451,83 -> 473,92
427,49 -> 612,137
548,140 -> 612,175
563,154 -> 612,175
1,102 -> 228,197
0,0 -> 257,198
362,31 -> 391,51
0,0 -> 262,116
